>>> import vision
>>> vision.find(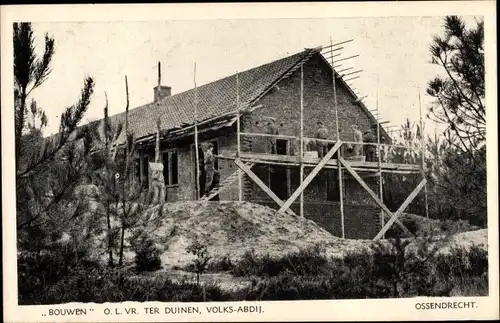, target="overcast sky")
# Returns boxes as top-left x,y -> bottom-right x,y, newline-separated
28,16 -> 477,137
